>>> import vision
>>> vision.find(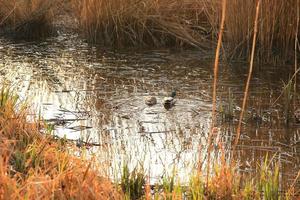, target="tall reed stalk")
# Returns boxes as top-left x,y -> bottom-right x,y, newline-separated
234,0 -> 261,149
205,0 -> 227,185
294,0 -> 299,105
